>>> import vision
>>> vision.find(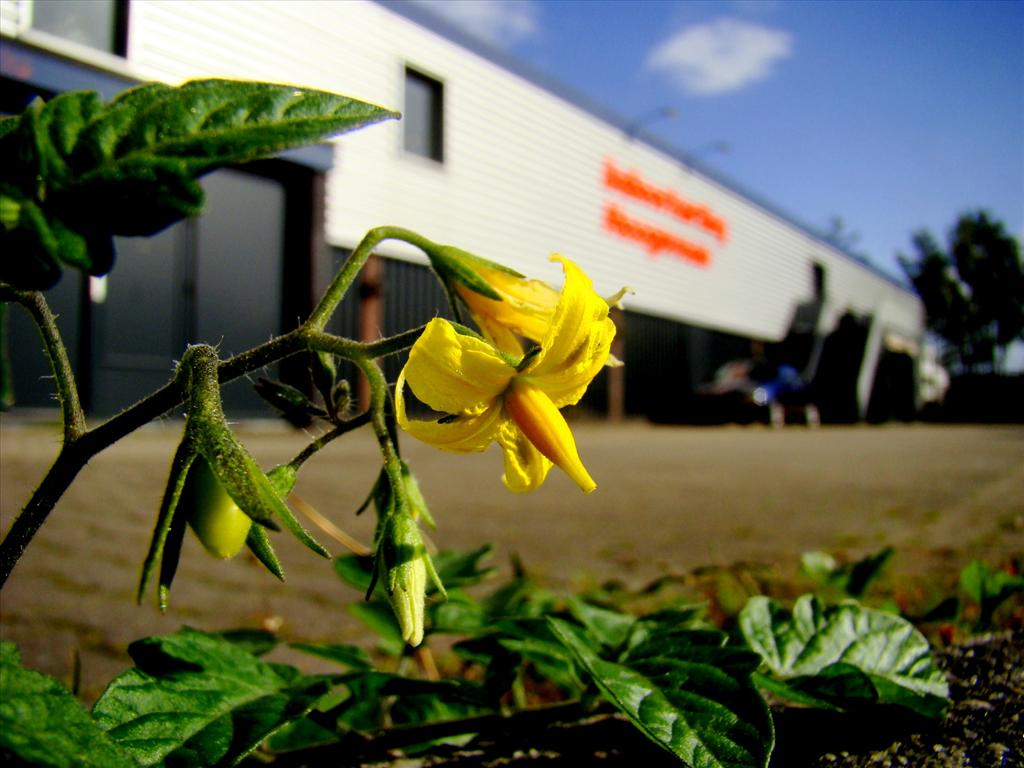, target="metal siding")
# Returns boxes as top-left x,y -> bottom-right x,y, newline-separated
380,259 -> 451,384
8,0 -> 922,348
